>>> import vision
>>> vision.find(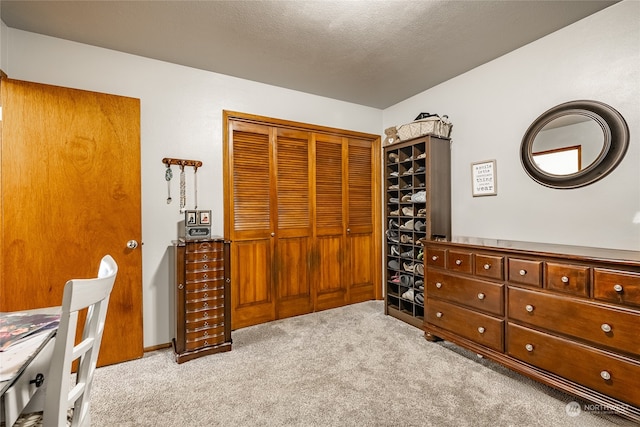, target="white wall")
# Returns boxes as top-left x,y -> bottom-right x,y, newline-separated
3,28 -> 382,348
383,0 -> 640,251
